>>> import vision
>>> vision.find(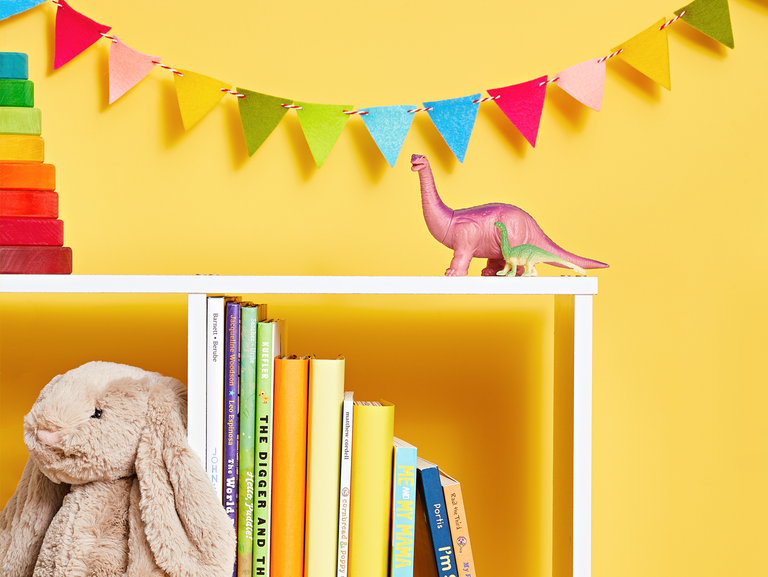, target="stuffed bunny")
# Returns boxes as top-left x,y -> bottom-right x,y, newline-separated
0,361 -> 235,577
